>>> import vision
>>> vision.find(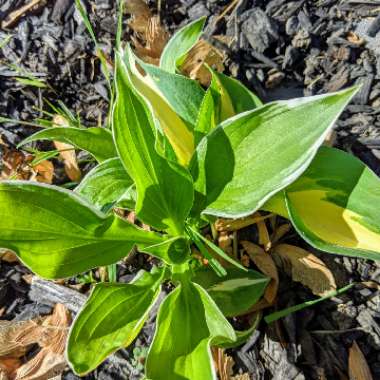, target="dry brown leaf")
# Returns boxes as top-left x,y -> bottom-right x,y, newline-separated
126,0 -> 168,64
181,39 -> 225,86
1,149 -> 29,180
125,0 -> 151,34
0,249 -> 18,263
0,148 -> 54,184
0,320 -> 44,357
29,160 -> 54,184
0,358 -> 21,379
241,241 -> 279,305
0,304 -> 70,380
52,115 -> 81,182
348,341 -> 373,380
272,244 -> 336,296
